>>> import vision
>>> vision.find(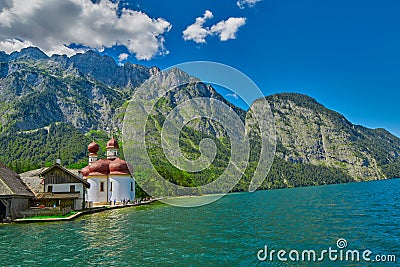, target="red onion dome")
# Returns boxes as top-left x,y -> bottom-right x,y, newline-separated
88,141 -> 99,154
106,137 -> 119,149
109,158 -> 130,175
88,159 -> 110,176
81,166 -> 90,177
